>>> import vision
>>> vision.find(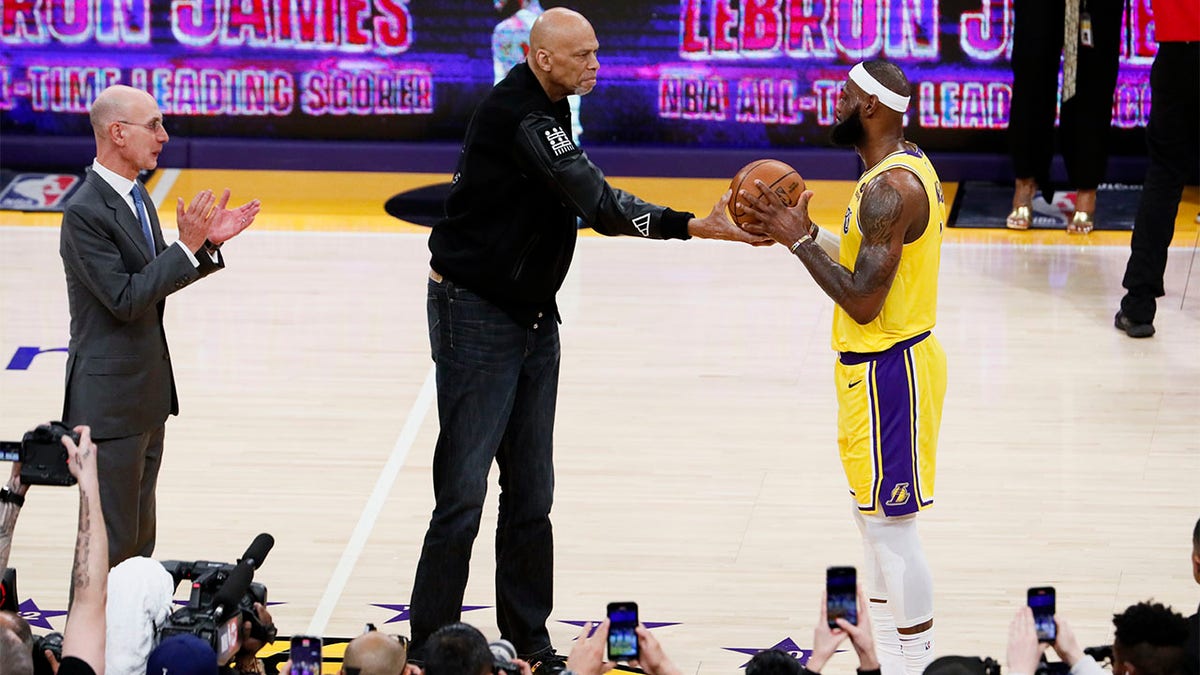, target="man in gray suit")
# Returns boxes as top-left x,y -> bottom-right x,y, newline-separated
60,84 -> 261,567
